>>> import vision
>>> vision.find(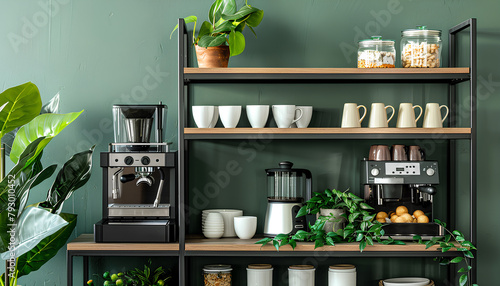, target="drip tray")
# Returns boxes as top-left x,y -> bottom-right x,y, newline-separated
94,219 -> 176,242
108,204 -> 170,217
381,222 -> 444,240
